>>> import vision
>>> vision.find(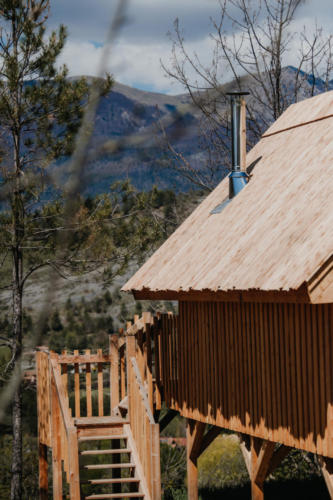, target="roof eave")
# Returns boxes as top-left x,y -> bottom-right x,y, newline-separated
130,285 -> 311,304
